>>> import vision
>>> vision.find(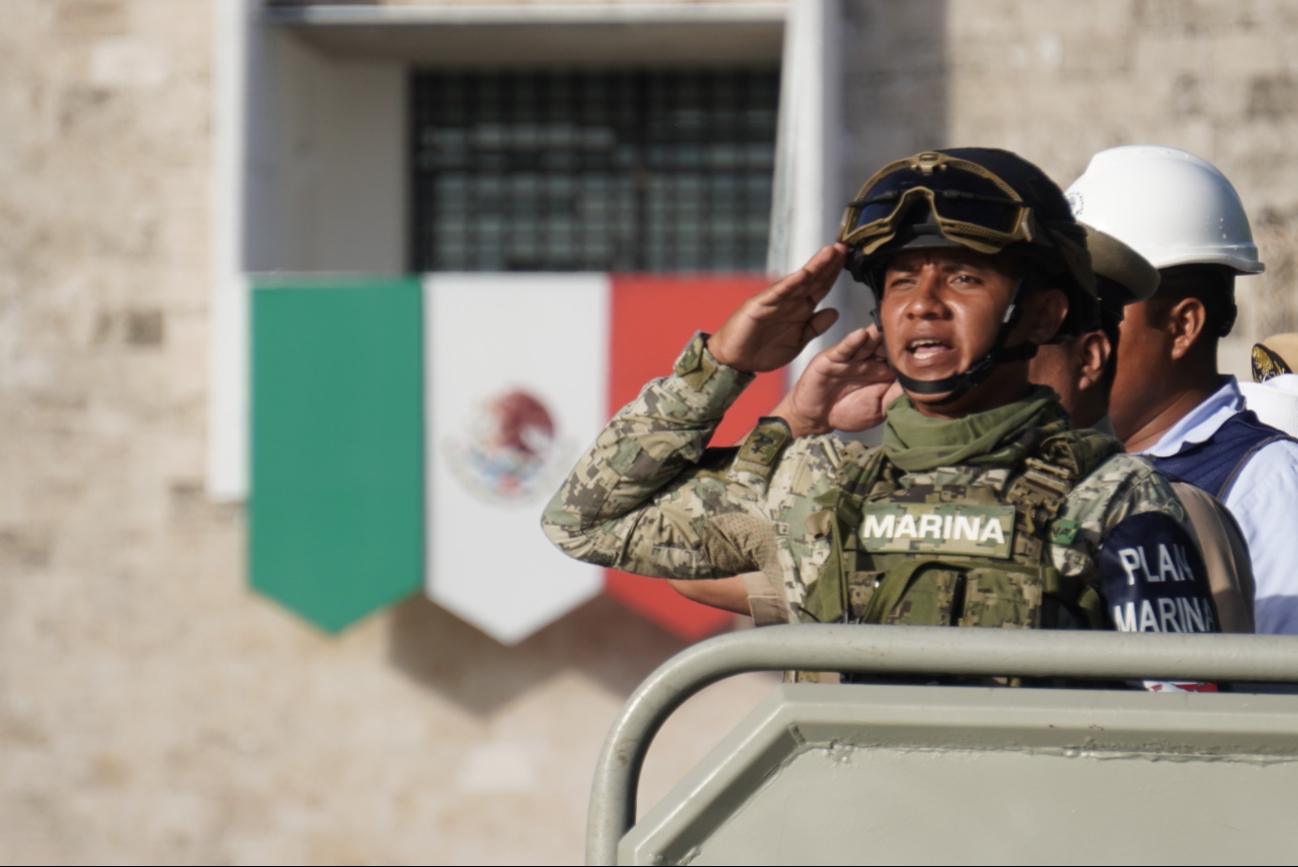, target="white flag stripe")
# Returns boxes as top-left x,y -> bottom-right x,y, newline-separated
424,274 -> 608,644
